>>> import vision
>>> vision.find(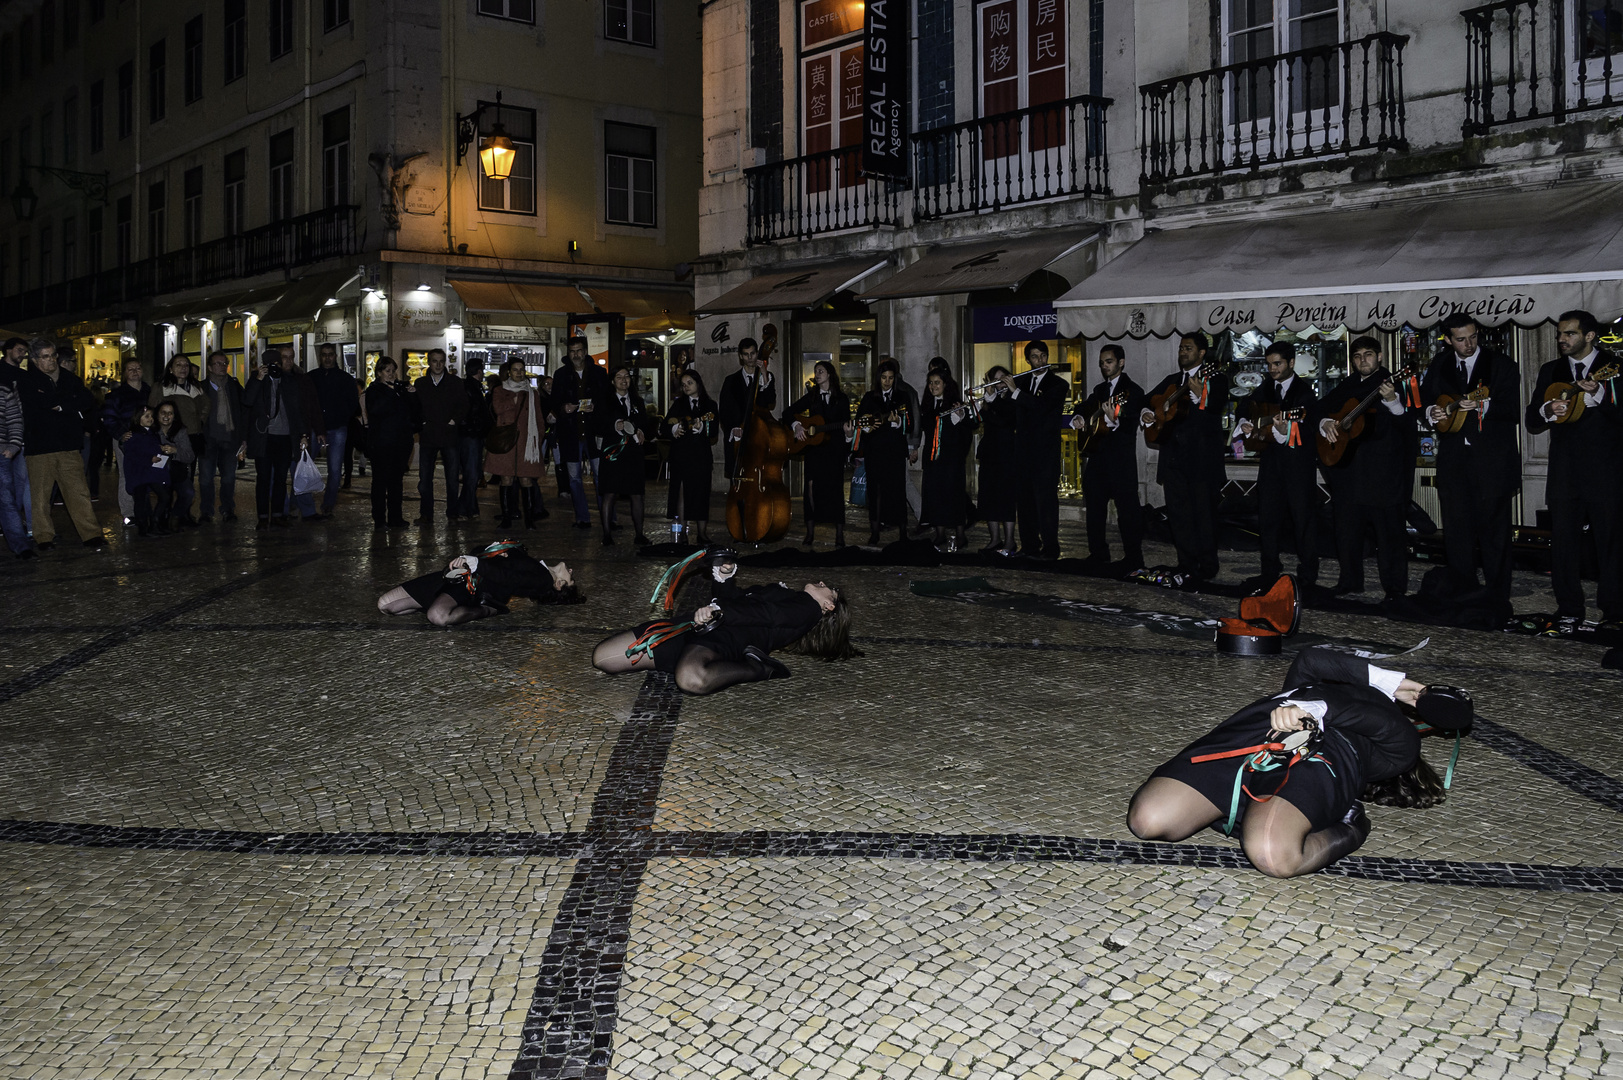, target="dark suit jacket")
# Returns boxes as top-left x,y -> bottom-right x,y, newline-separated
411,372 -> 469,449
1317,369 -> 1414,507
591,390 -> 657,452
1146,368 -> 1230,485
1278,647 -> 1420,786
241,372 -> 310,459
719,369 -> 777,435
1525,350 -> 1622,504
1078,374 -> 1146,476
1013,368 -> 1069,472
1419,347 -> 1521,499
1246,375 -> 1320,487
550,363 -> 612,460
